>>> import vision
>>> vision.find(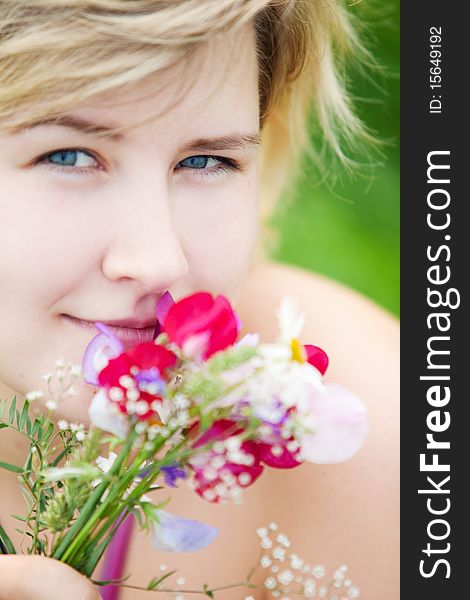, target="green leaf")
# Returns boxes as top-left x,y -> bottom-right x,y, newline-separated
0,523 -> 17,554
91,574 -> 131,587
0,460 -> 23,474
0,423 -> 9,431
130,507 -> 144,529
51,447 -> 71,466
147,570 -> 177,590
31,418 -> 41,438
12,514 -> 27,522
0,398 -> 6,420
43,421 -> 55,443
19,400 -> 30,432
24,449 -> 34,474
8,397 -> 16,425
19,485 -> 34,508
203,583 -> 214,598
83,536 -> 114,578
